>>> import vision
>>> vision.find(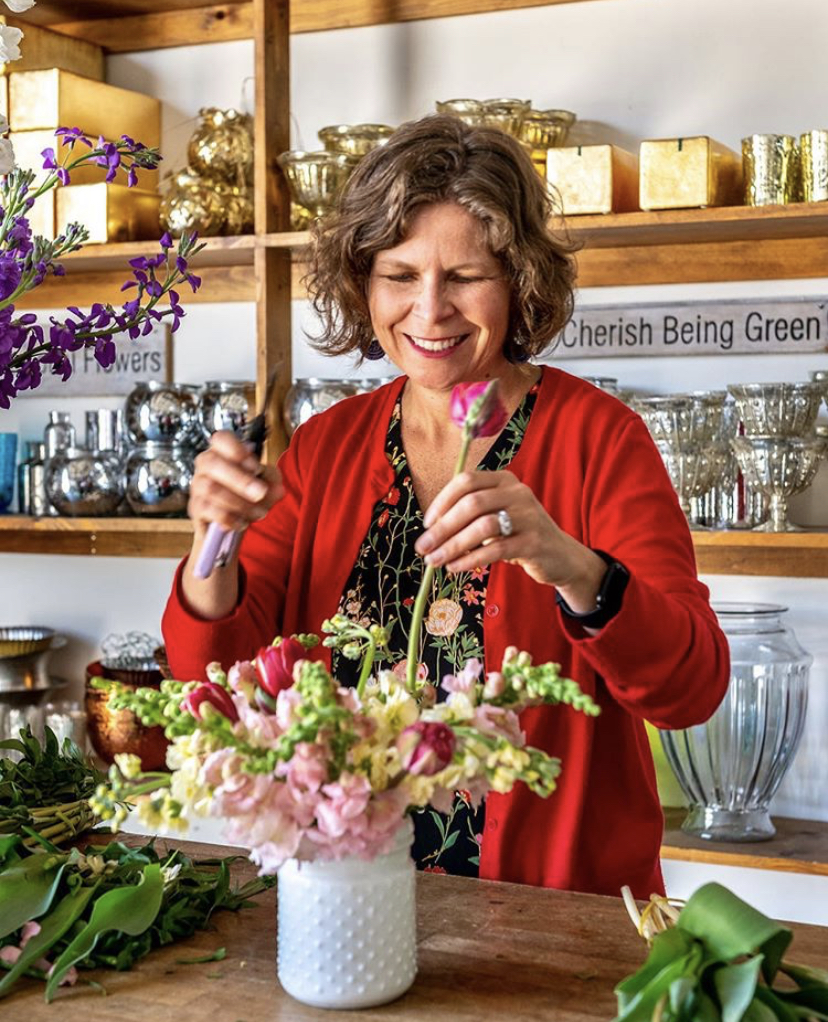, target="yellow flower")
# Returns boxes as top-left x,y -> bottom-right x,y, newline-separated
425,598 -> 462,637
113,752 -> 142,779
